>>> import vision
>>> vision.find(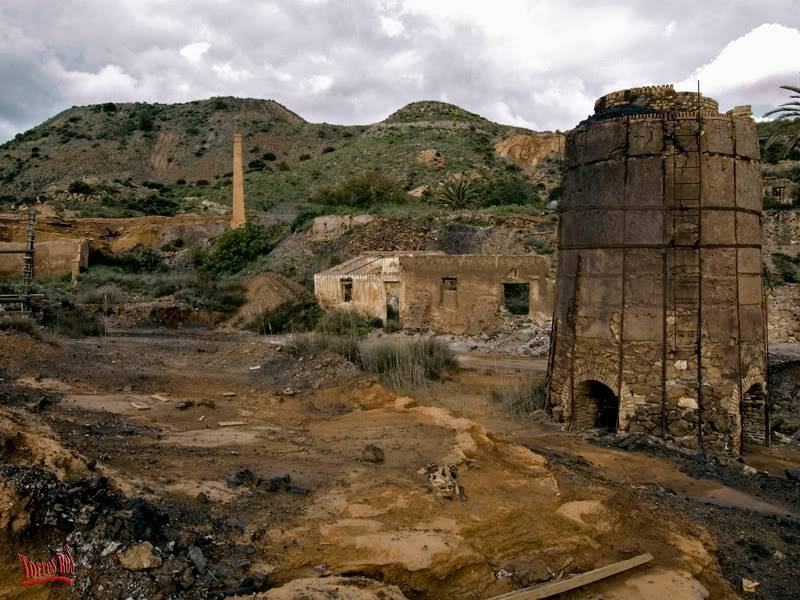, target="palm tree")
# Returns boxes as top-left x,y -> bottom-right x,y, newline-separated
764,80 -> 800,157
438,178 -> 474,209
